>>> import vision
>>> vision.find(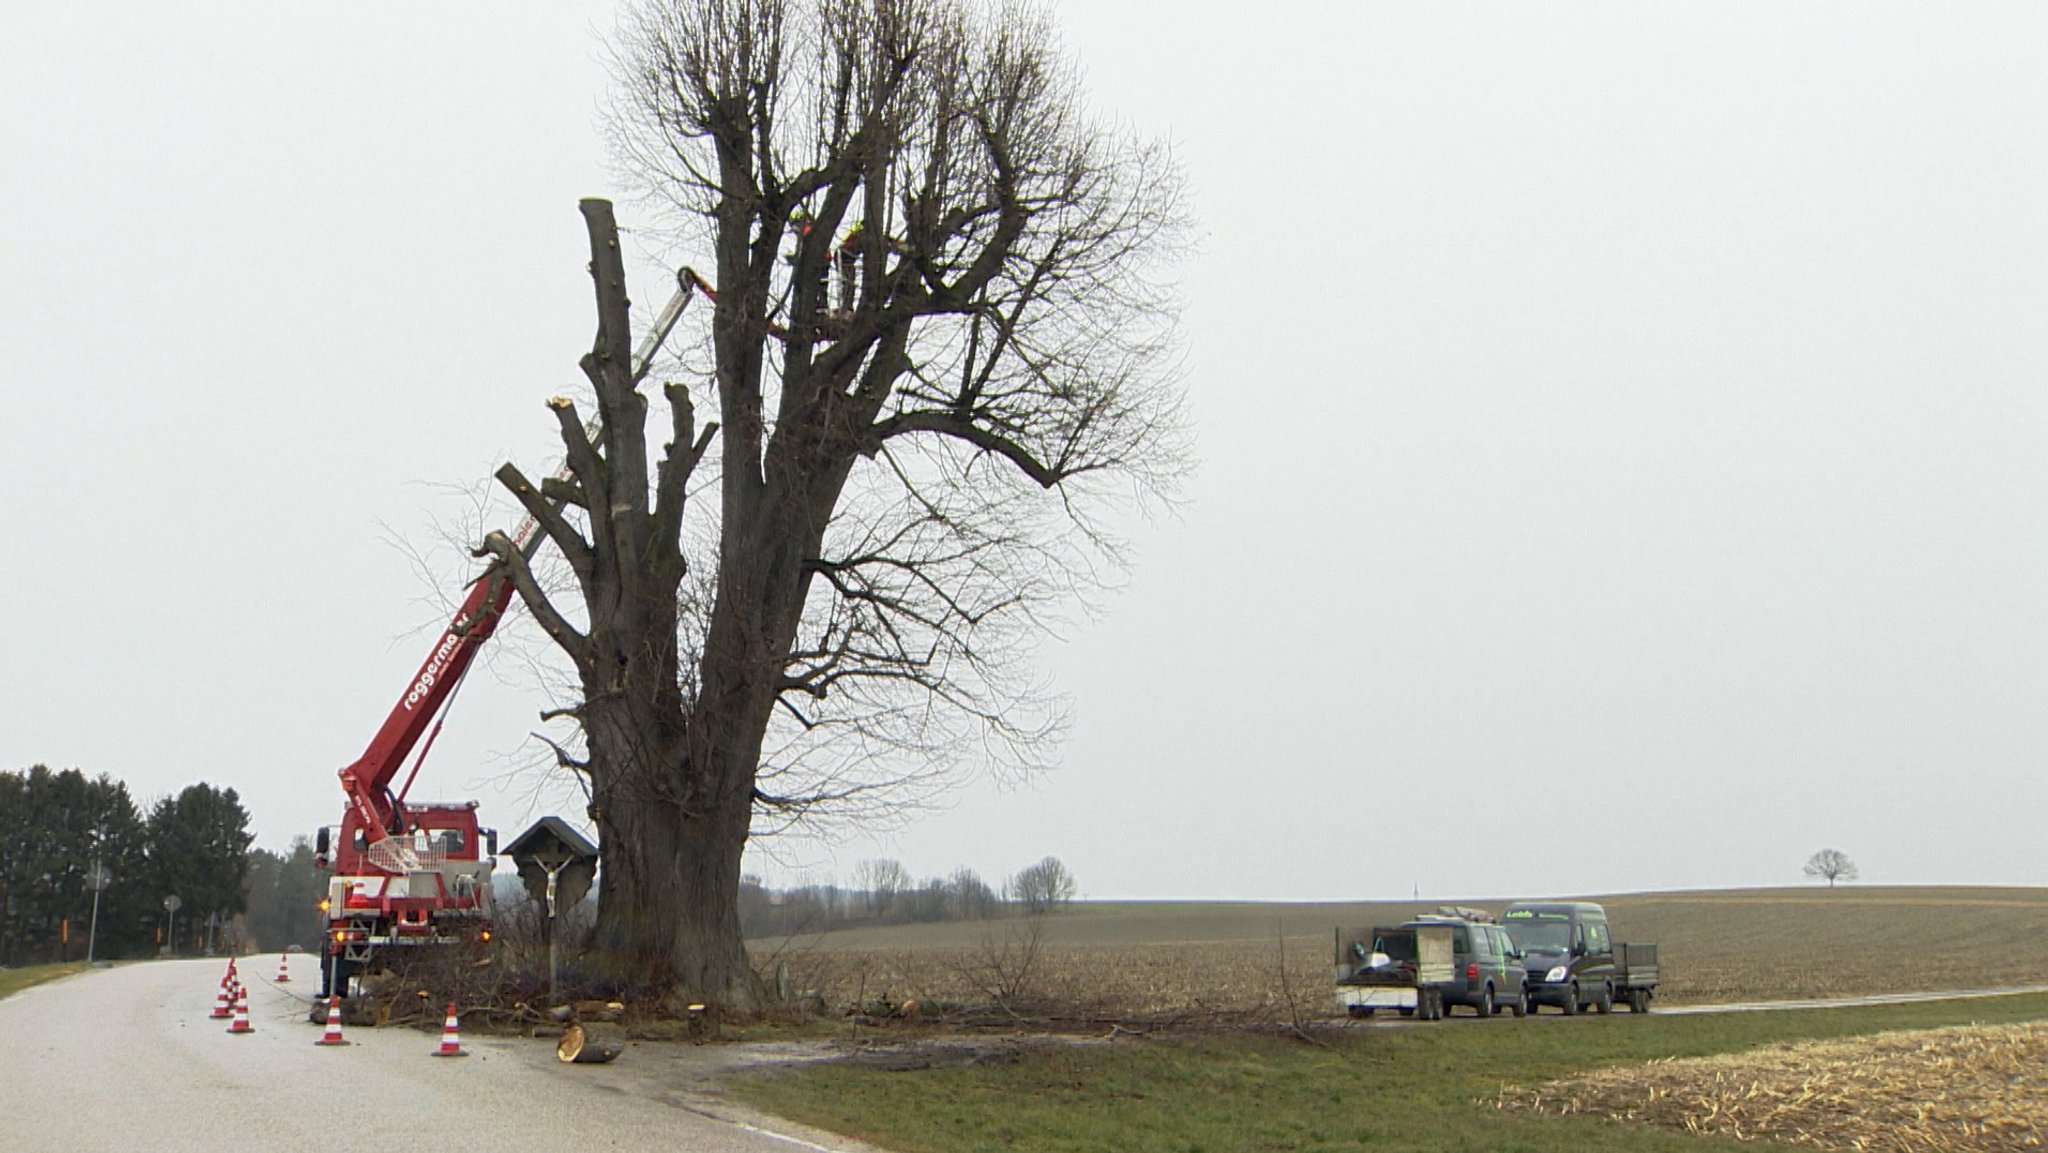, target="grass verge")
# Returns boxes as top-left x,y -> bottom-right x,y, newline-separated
727,994 -> 2048,1152
0,963 -> 89,1002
